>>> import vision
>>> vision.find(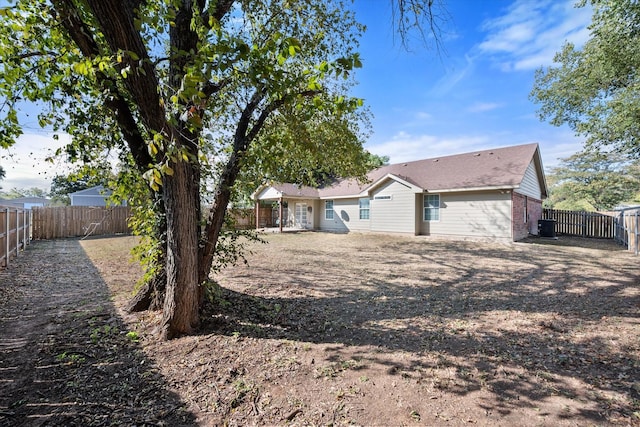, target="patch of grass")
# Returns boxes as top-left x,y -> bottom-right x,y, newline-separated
90,324 -> 119,344
126,331 -> 139,342
230,378 -> 256,409
315,358 -> 364,379
56,351 -> 86,364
